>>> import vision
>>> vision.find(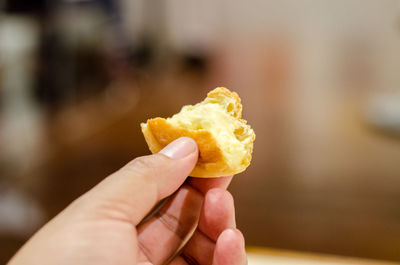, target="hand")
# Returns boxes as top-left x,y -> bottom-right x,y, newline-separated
8,137 -> 247,265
